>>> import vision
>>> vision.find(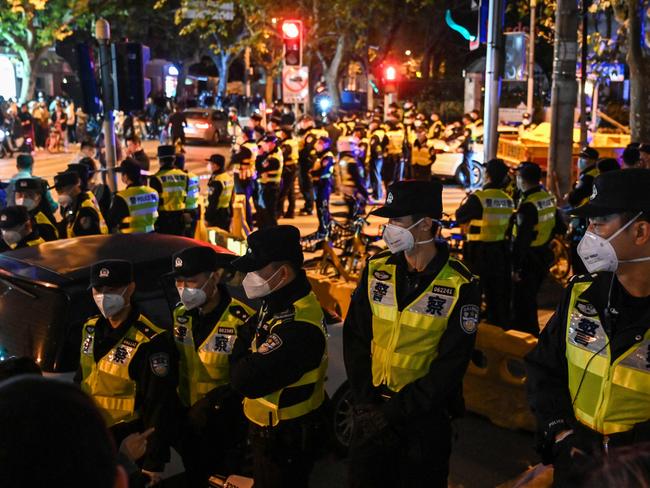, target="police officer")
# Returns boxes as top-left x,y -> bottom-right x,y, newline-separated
150,145 -> 188,236
567,146 -> 601,275
0,205 -> 45,251
231,128 -> 258,229
367,117 -> 387,200
428,112 -> 444,140
410,125 -> 437,181
511,161 -> 560,336
175,153 -> 200,238
255,134 -> 283,229
108,158 -> 159,234
310,136 -> 335,235
342,129 -> 369,217
53,170 -> 108,238
297,115 -> 318,215
75,259 -> 179,484
383,113 -> 406,186
525,168 -> 650,487
170,246 -> 254,486
277,126 -> 299,219
205,154 -> 234,231
455,158 -> 515,325
344,180 -> 480,488
14,178 -> 58,241
229,225 -> 328,488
